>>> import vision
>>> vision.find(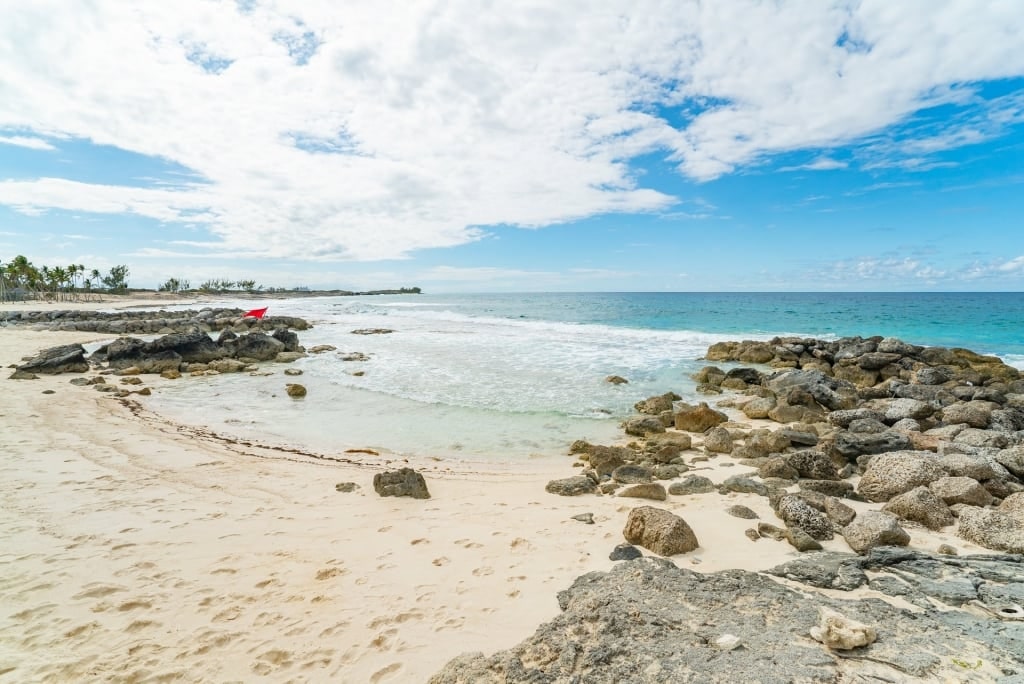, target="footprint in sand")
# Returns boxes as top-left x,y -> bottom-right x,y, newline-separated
510,537 -> 533,551
472,566 -> 494,577
315,567 -> 346,581
73,585 -> 125,600
318,621 -> 351,639
251,649 -> 293,675
431,557 -> 450,567
212,606 -> 242,622
454,539 -> 483,549
435,617 -> 465,631
370,662 -> 403,683
117,600 -> 153,612
369,628 -> 398,651
410,538 -> 429,545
